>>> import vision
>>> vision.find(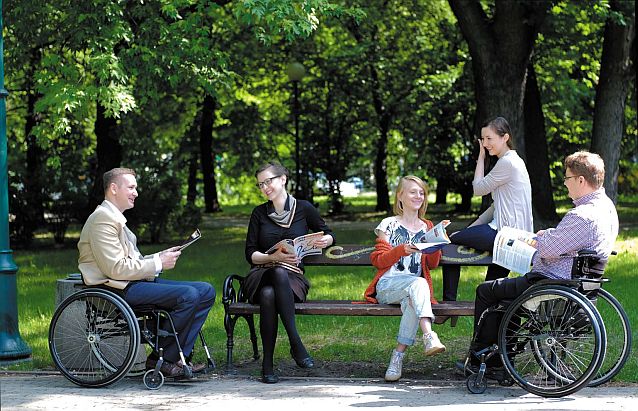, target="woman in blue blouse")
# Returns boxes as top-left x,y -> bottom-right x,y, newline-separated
244,161 -> 335,384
